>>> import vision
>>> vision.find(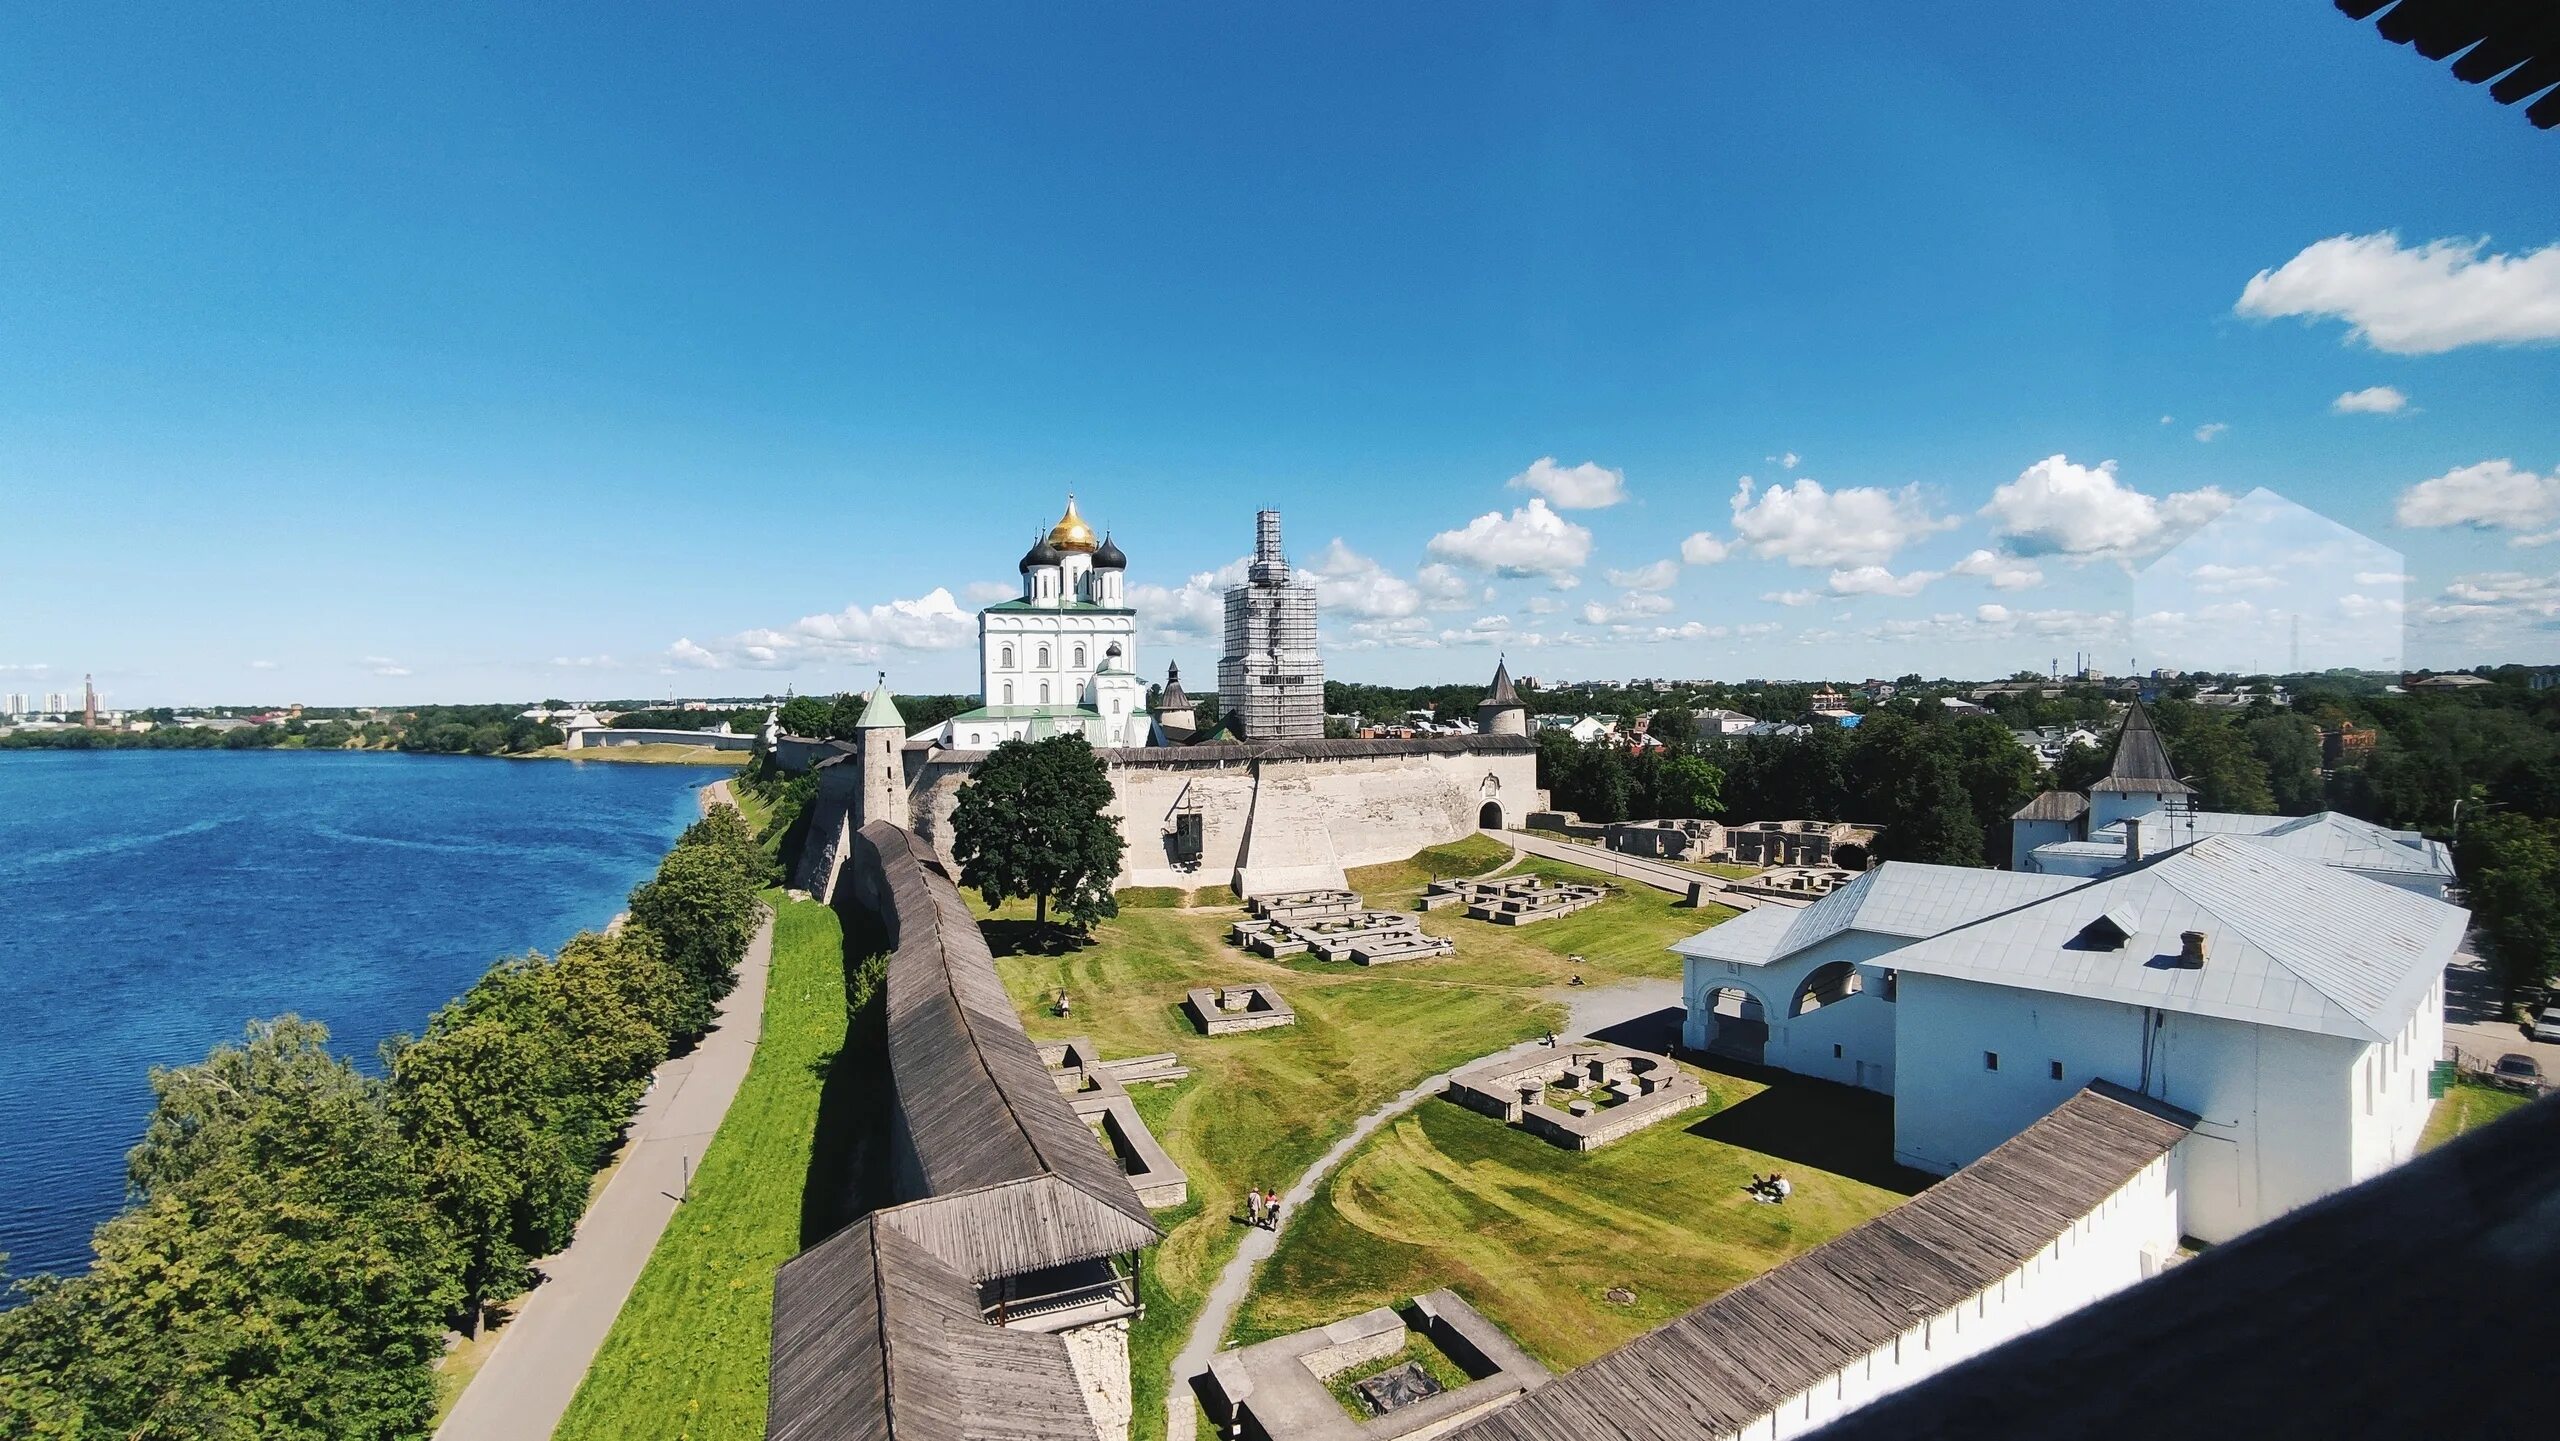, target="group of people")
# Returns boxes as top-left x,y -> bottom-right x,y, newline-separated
1746,1172 -> 1792,1205
1242,1185 -> 1282,1230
